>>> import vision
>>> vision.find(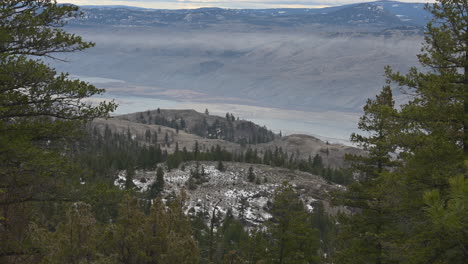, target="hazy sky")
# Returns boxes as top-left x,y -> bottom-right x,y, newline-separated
57,0 -> 434,9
